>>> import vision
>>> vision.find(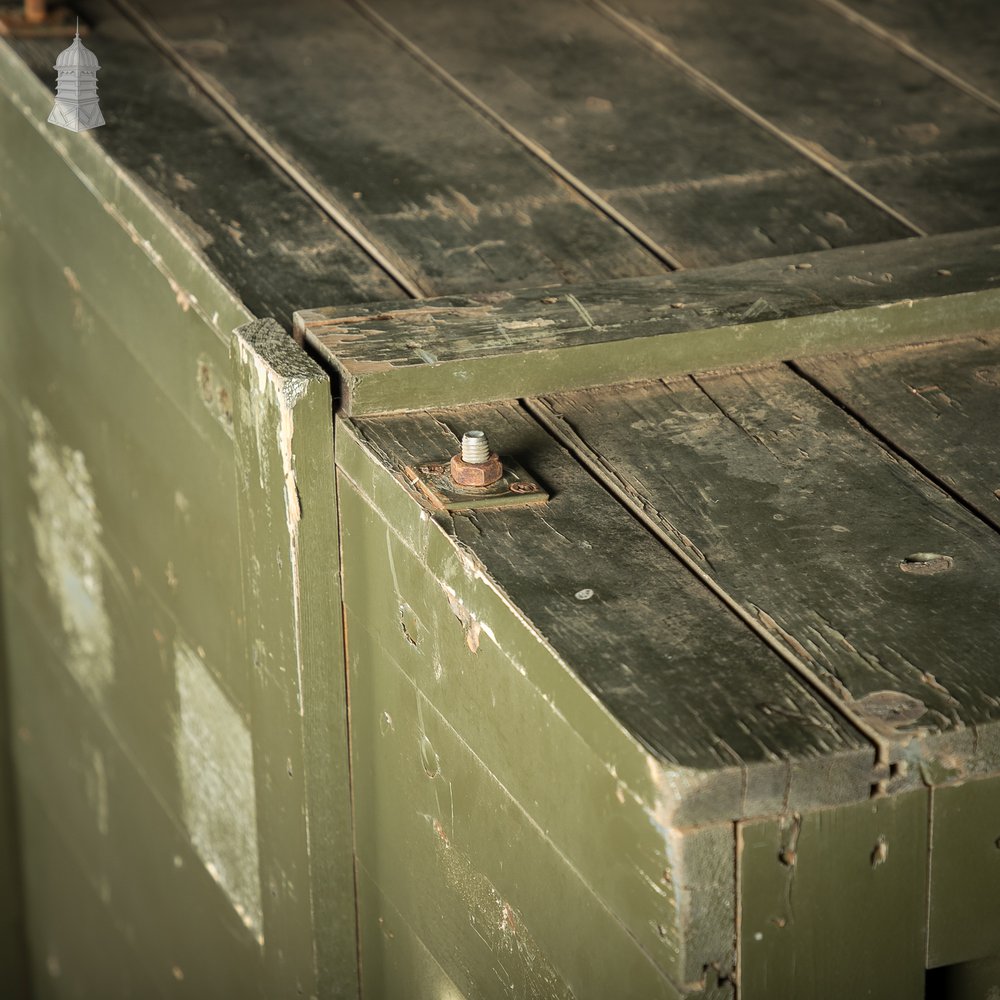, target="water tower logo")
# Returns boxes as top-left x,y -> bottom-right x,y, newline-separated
48,23 -> 104,132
